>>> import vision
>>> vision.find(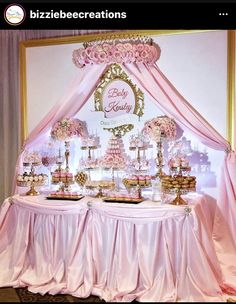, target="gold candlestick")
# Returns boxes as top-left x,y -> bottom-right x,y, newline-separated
156,140 -> 164,178
137,178 -> 142,199
65,141 -> 70,172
